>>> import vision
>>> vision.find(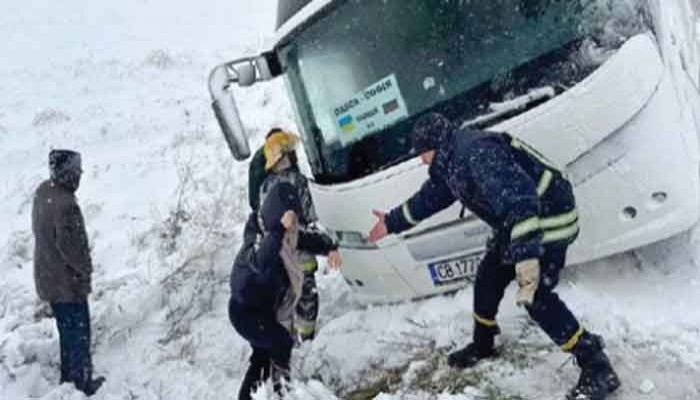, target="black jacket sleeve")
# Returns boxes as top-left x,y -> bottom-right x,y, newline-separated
298,229 -> 338,256
295,173 -> 319,224
241,212 -> 261,248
